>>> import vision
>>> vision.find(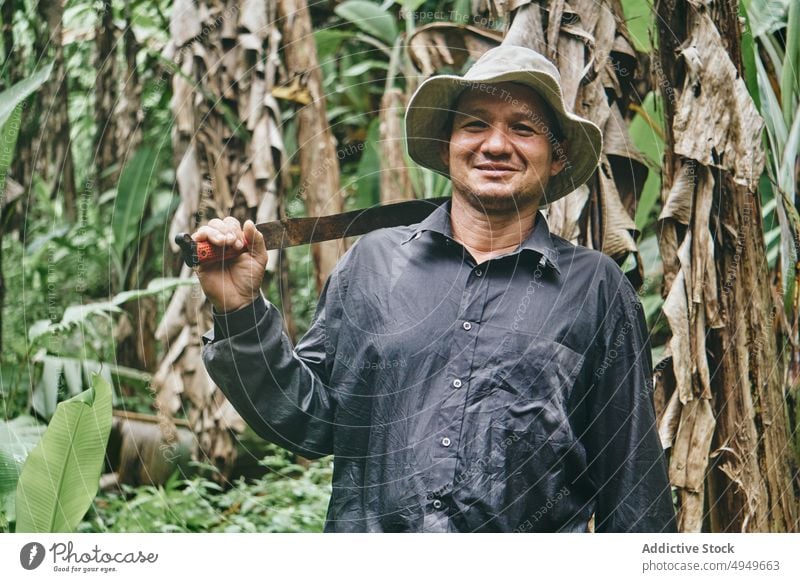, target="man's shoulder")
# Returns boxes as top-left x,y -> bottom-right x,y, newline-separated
548,232 -> 627,279
547,231 -> 641,315
347,225 -> 416,257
